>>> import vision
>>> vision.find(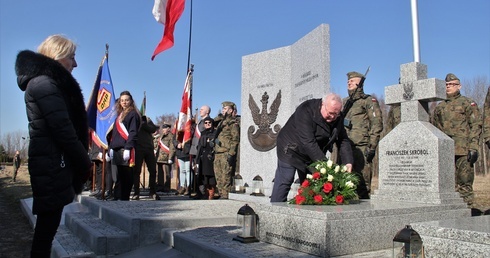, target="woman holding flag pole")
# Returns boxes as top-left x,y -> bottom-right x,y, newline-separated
109,91 -> 141,201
